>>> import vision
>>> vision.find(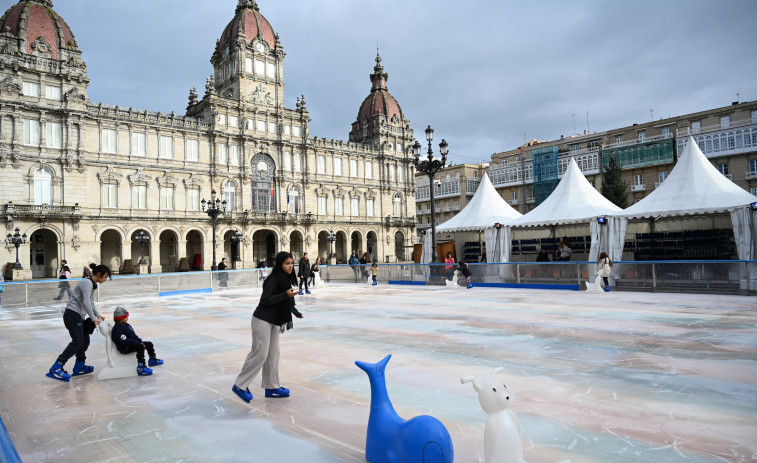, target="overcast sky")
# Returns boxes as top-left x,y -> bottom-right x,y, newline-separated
33,0 -> 757,166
